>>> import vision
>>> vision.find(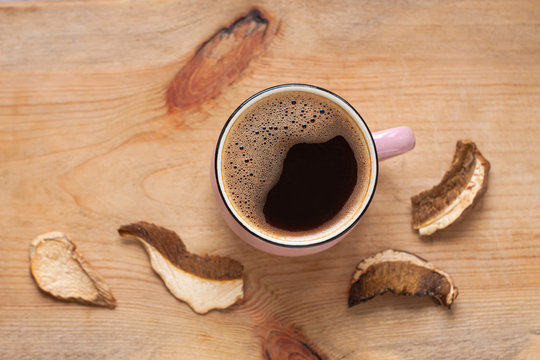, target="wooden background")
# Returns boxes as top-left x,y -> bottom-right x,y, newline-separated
1,0 -> 539,359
